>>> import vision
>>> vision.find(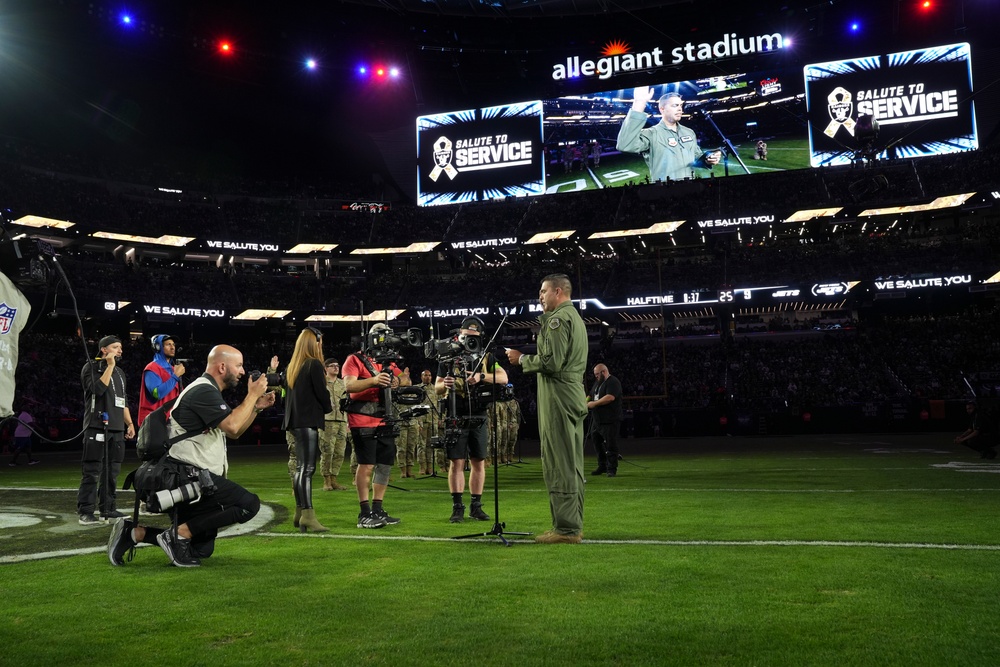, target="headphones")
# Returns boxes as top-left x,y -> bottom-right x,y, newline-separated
306,326 -> 323,342
460,316 -> 484,333
150,334 -> 174,353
